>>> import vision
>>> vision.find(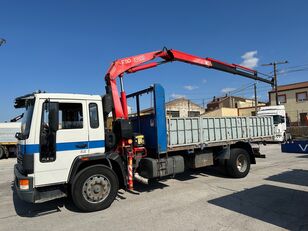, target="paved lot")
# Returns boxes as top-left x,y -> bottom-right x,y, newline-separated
0,144 -> 308,231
